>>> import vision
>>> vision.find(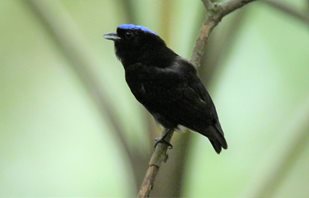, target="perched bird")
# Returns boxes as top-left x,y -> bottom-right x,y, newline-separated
104,24 -> 227,153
